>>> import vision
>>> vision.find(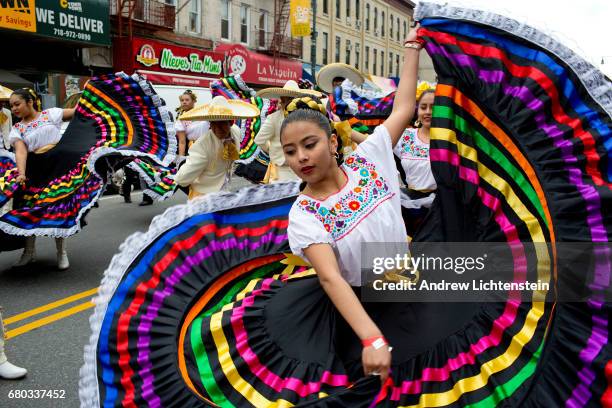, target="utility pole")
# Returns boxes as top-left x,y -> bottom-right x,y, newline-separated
310,0 -> 317,82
